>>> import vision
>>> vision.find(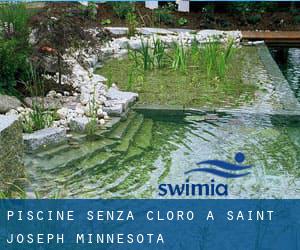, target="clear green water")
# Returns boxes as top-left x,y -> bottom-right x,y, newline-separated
25,111 -> 300,199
